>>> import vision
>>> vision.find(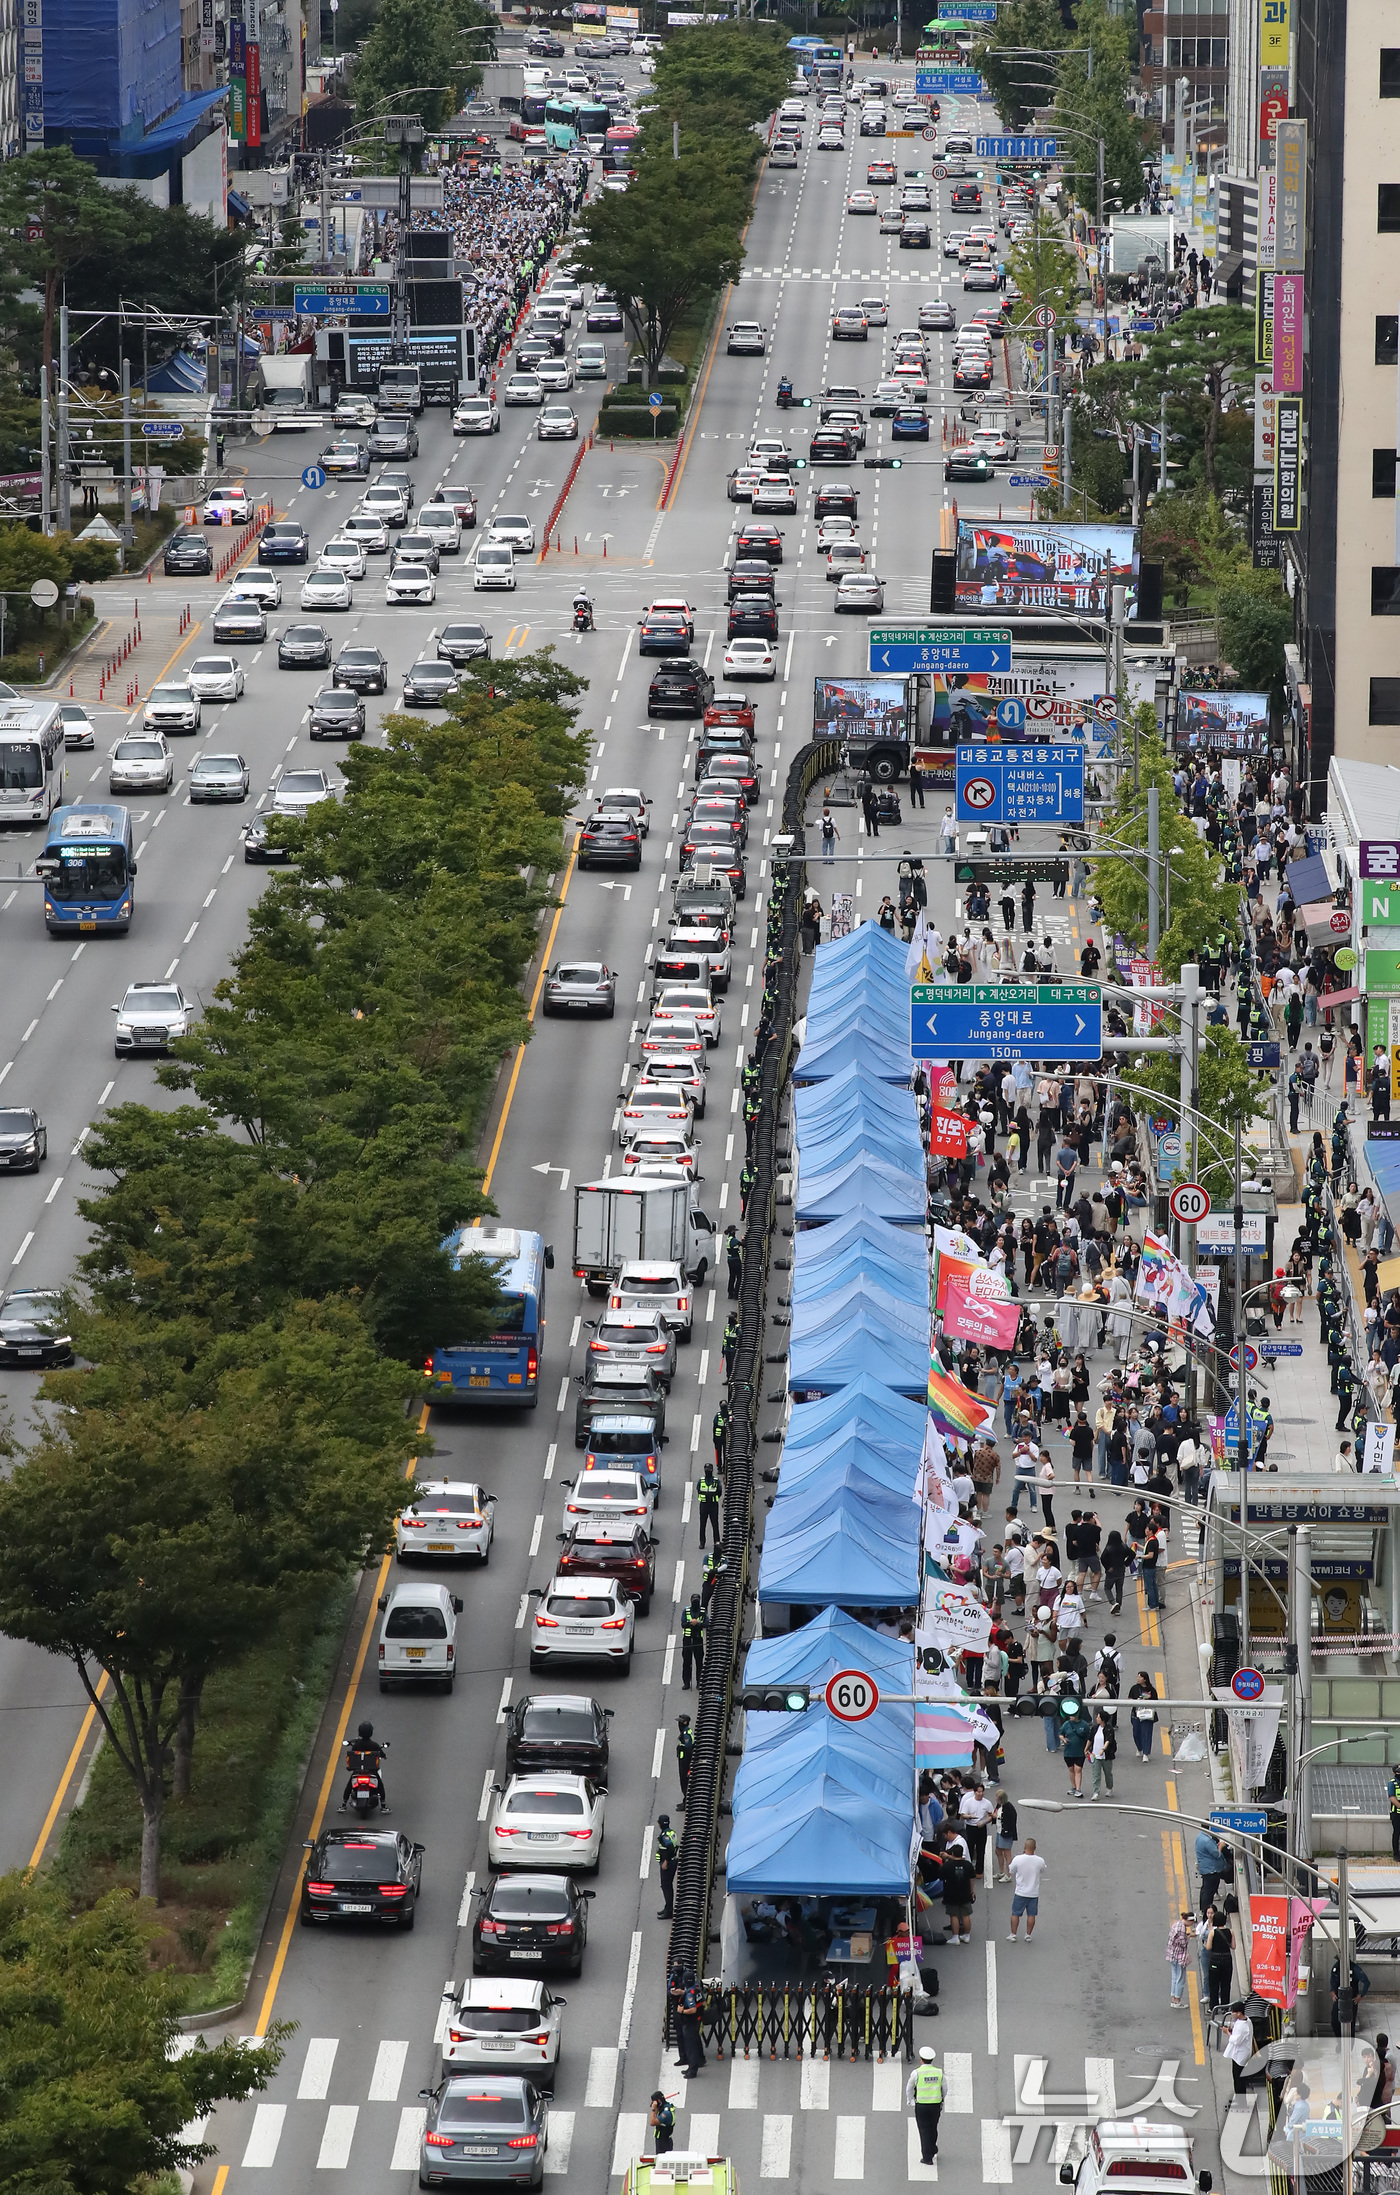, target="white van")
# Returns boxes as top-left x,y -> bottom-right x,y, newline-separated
377,1580 -> 463,1692
416,504 -> 462,554
474,541 -> 517,591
